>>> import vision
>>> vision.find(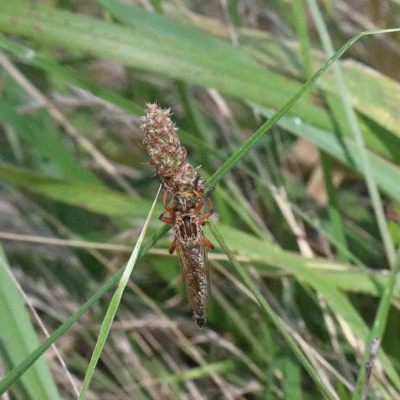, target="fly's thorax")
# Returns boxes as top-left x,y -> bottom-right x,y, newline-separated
175,213 -> 203,247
